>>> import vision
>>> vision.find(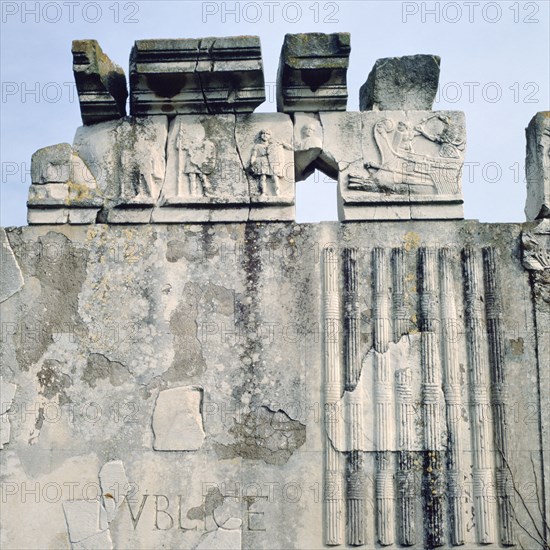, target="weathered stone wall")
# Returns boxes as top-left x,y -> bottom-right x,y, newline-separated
2,31 -> 549,550
1,220 -> 548,549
